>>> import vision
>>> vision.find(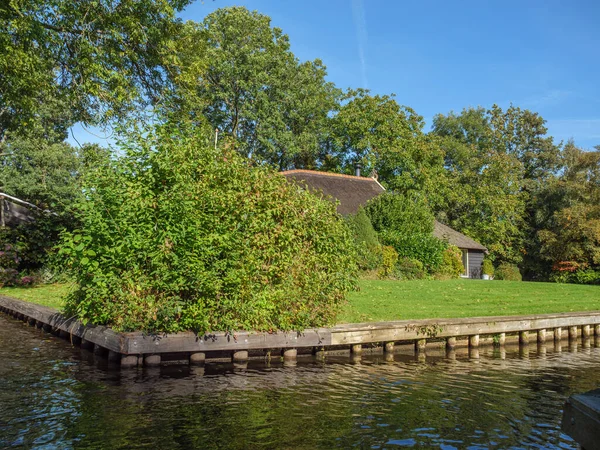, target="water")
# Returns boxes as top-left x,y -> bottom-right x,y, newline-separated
1,314 -> 598,449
